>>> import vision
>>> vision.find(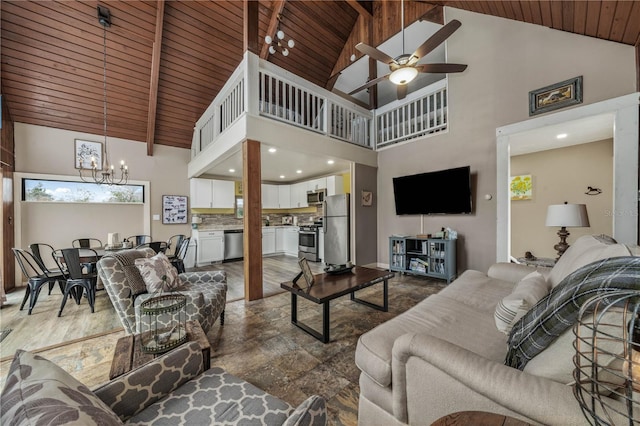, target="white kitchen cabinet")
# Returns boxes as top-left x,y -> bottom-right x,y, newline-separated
275,227 -> 286,253
326,175 -> 344,196
261,184 -> 279,209
278,185 -> 291,208
193,230 -> 224,266
262,227 -> 276,255
284,227 -> 299,256
290,182 -> 308,208
307,177 -> 327,192
190,178 -> 235,209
